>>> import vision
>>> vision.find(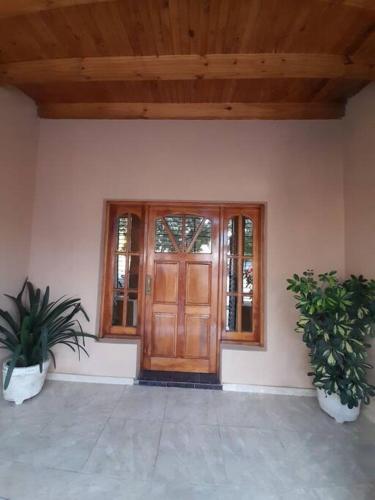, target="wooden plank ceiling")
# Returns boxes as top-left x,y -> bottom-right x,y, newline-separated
0,0 -> 374,119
